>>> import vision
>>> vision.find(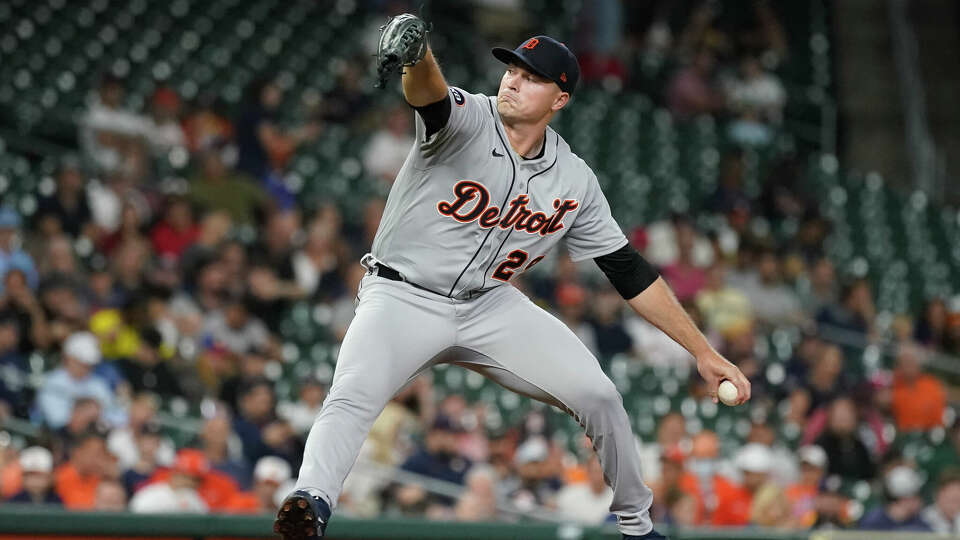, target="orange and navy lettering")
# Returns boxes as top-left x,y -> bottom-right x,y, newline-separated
437,181 -> 578,236
522,38 -> 539,50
